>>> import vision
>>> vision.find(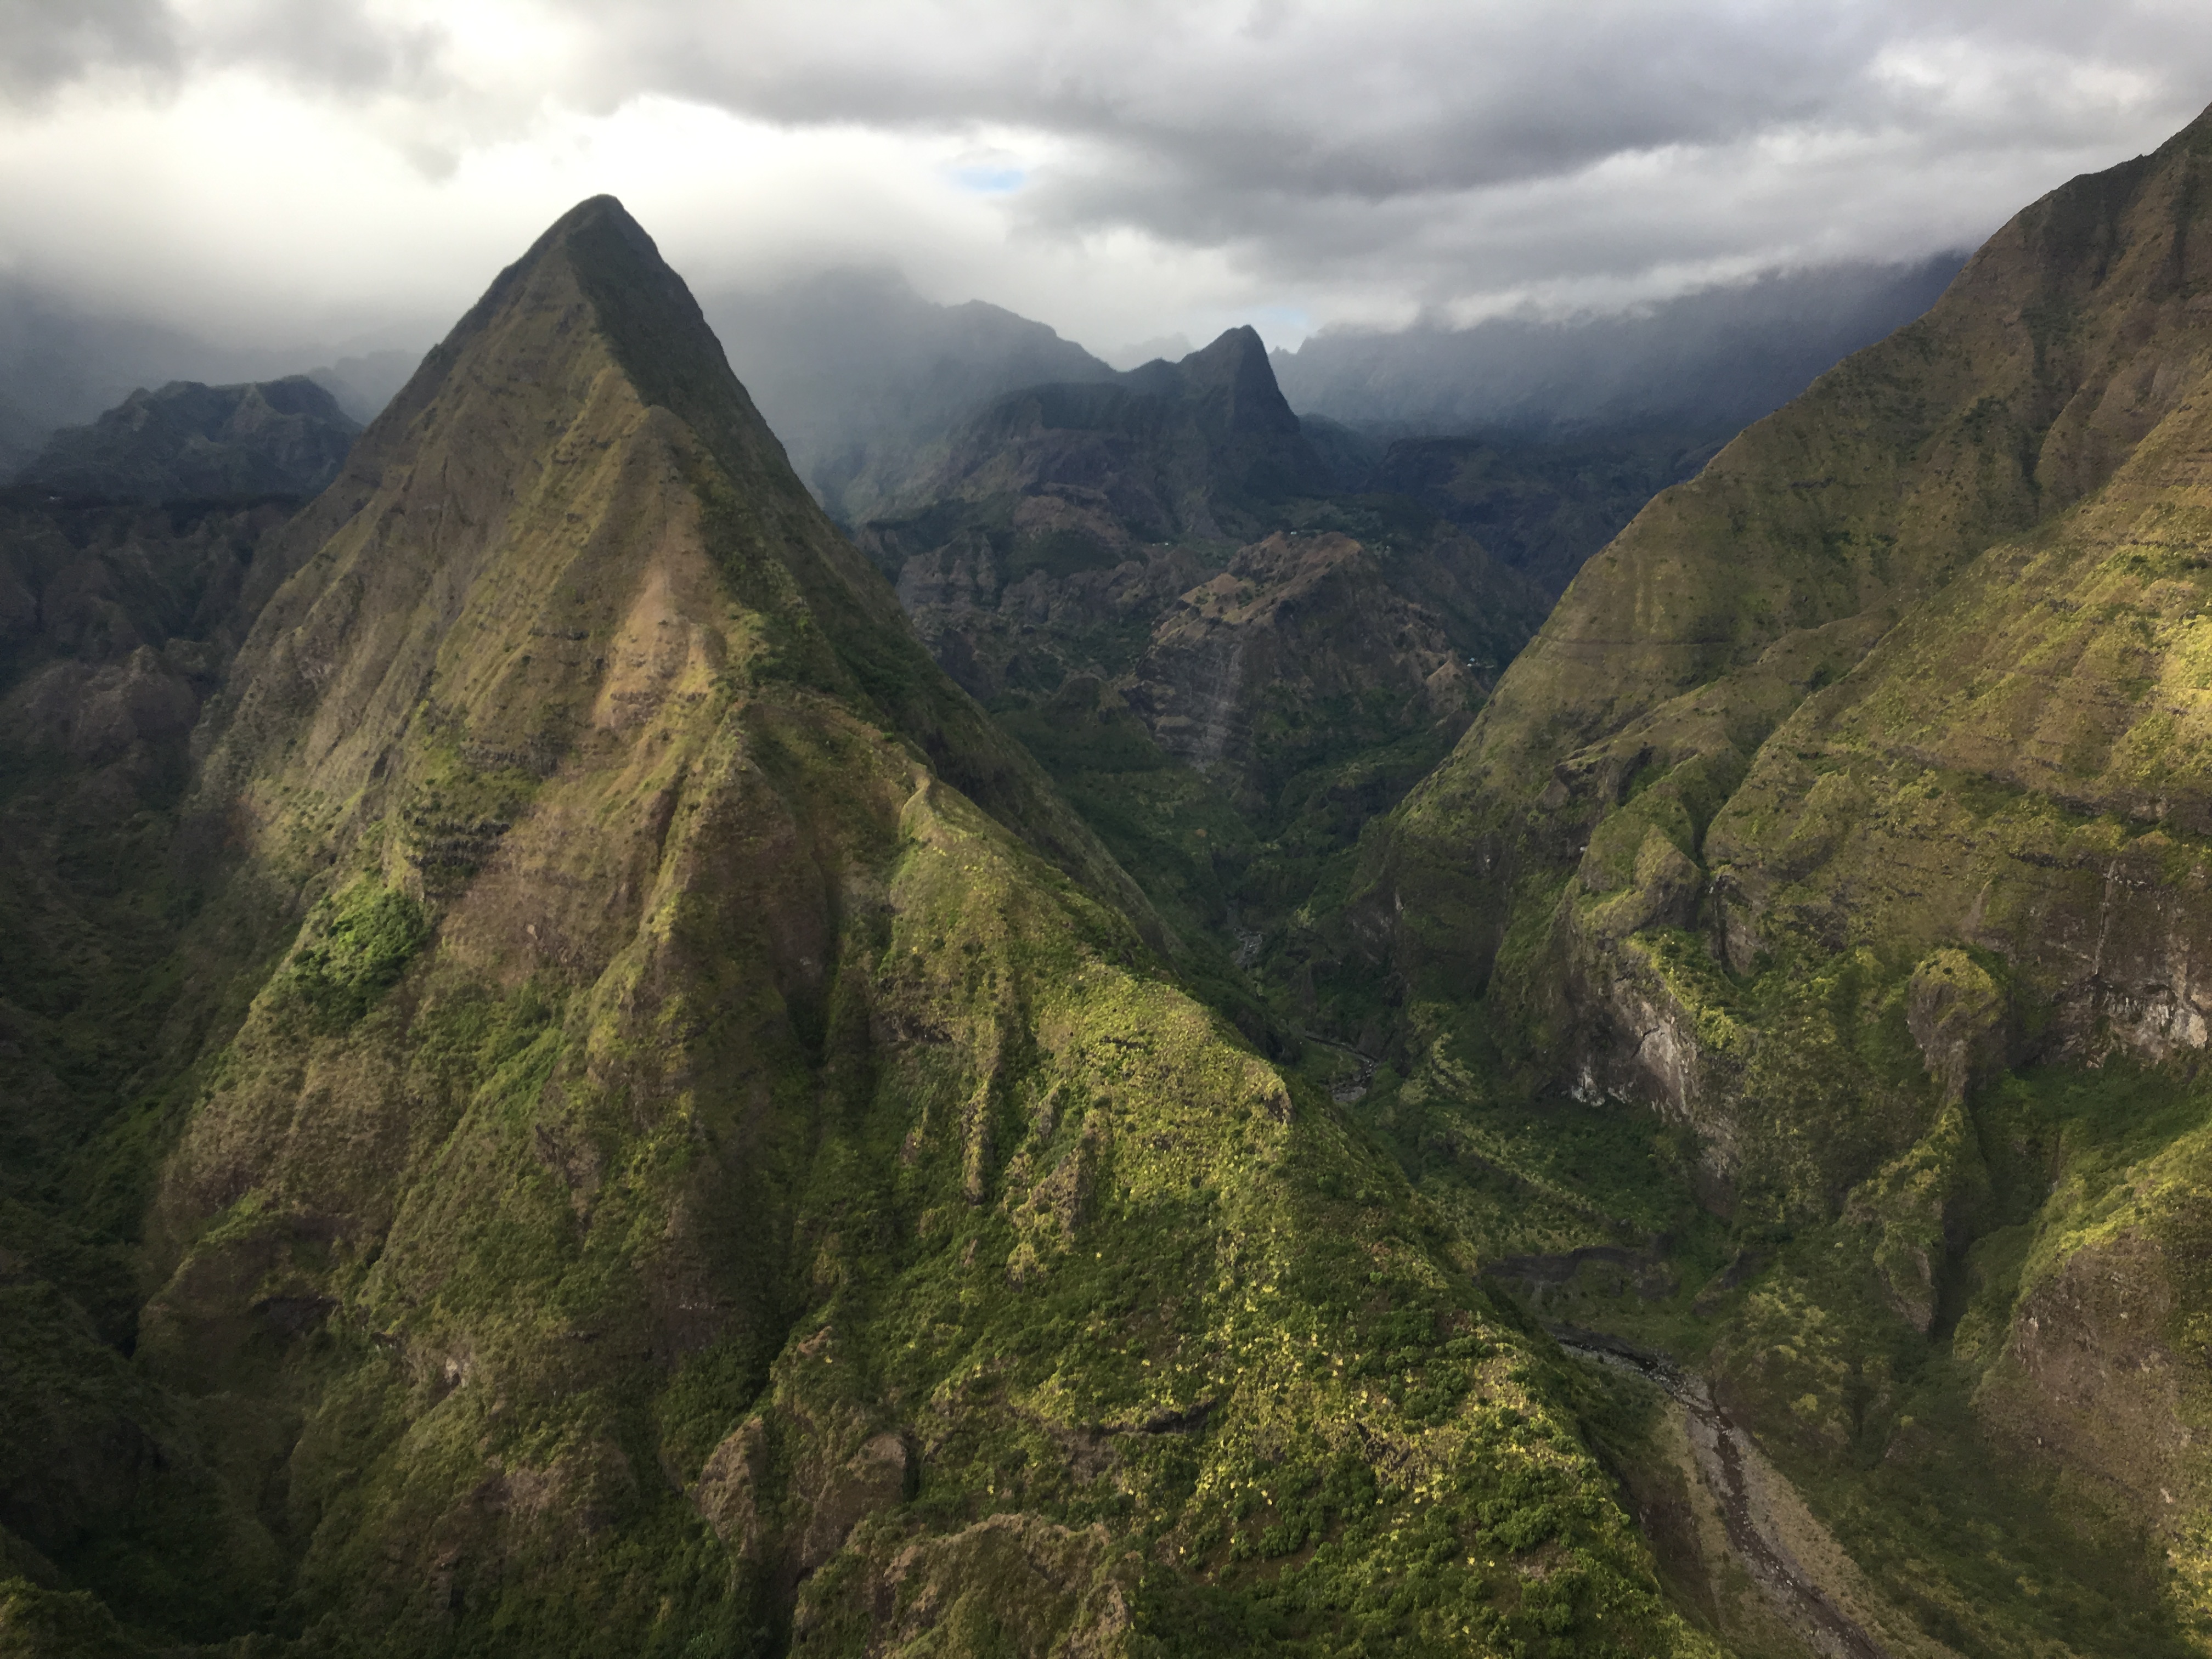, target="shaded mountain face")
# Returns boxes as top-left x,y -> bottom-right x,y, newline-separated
872,326 -> 1335,557
1126,531 -> 1519,814
18,376 -> 361,503
1338,421 -> 1734,597
0,492 -> 296,1313
703,268 -> 1117,526
853,333 -> 1548,1007
1319,99 -> 2212,1655
857,327 -> 1351,705
0,196 -> 1709,1657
